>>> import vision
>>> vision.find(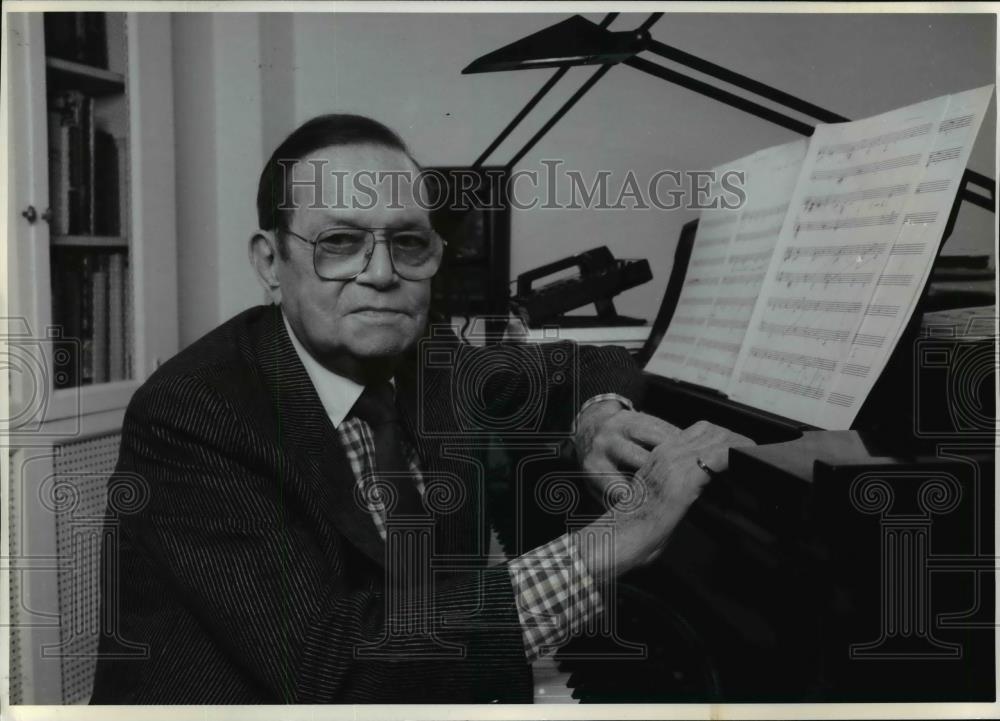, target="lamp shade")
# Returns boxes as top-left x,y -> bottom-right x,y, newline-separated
463,15 -> 648,74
